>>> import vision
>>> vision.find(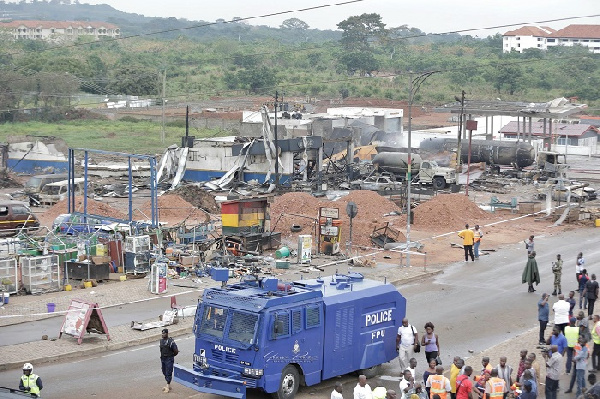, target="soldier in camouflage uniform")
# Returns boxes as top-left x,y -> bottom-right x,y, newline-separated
552,254 -> 563,296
